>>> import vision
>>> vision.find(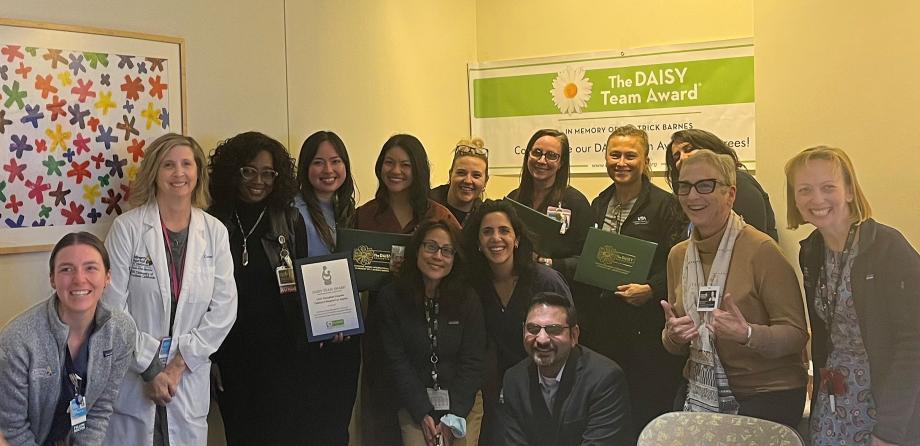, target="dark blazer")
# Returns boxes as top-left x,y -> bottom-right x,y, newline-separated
800,219 -> 920,445
502,345 -> 632,446
378,282 -> 486,423
507,186 -> 592,281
